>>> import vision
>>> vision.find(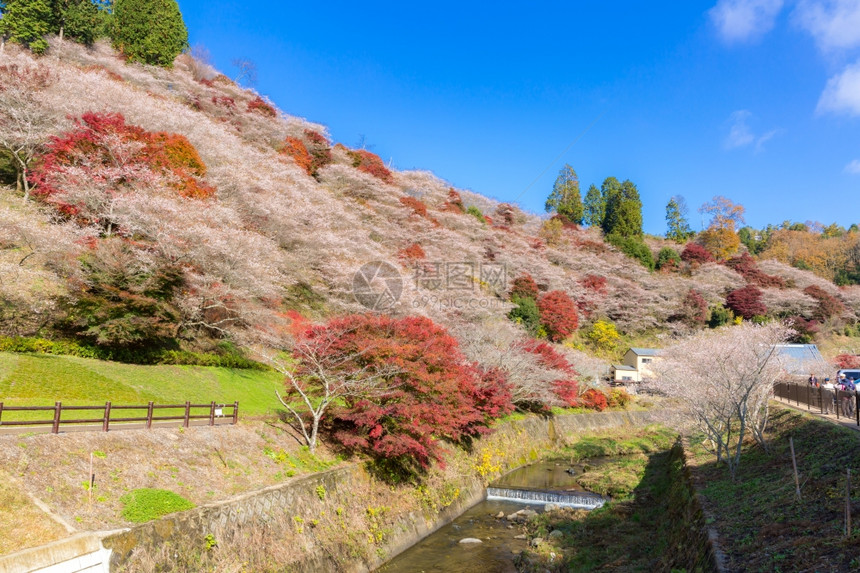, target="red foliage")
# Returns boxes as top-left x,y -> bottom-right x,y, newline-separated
522,339 -> 576,374
725,285 -> 767,319
553,378 -> 580,407
579,388 -> 608,411
495,203 -> 517,226
787,316 -> 820,341
529,238 -> 546,250
302,129 -> 332,173
82,64 -> 124,82
398,243 -> 426,261
578,274 -> 608,295
537,290 -> 579,342
348,149 -> 393,183
724,253 -> 785,288
573,237 -> 610,254
835,354 -> 860,369
803,285 -> 846,321
510,273 -> 539,300
441,189 -> 466,213
399,196 -> 428,217
681,288 -> 709,326
30,112 -> 214,213
211,95 -> 236,109
247,96 -> 277,117
681,243 -> 714,265
280,136 -> 313,175
317,315 -> 513,470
